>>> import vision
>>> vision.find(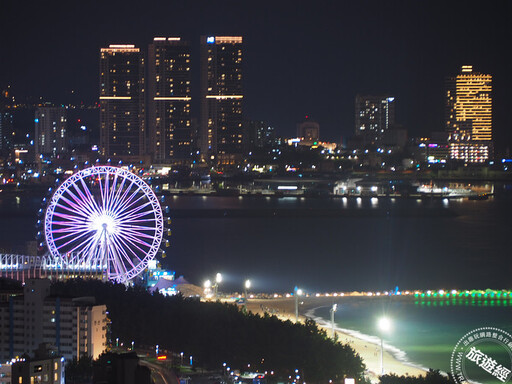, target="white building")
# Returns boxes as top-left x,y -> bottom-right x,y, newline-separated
0,279 -> 107,363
